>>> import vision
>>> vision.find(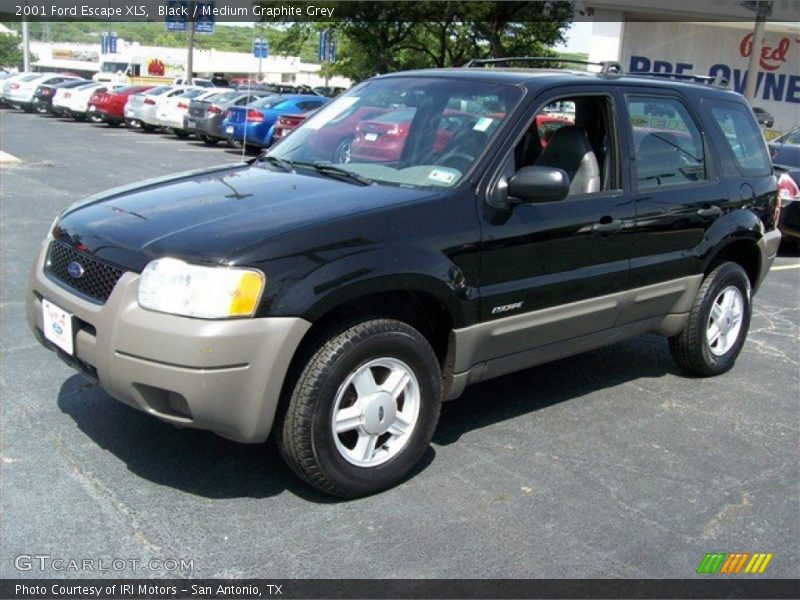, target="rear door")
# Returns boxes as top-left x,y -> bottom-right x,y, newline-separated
619,89 -> 728,293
